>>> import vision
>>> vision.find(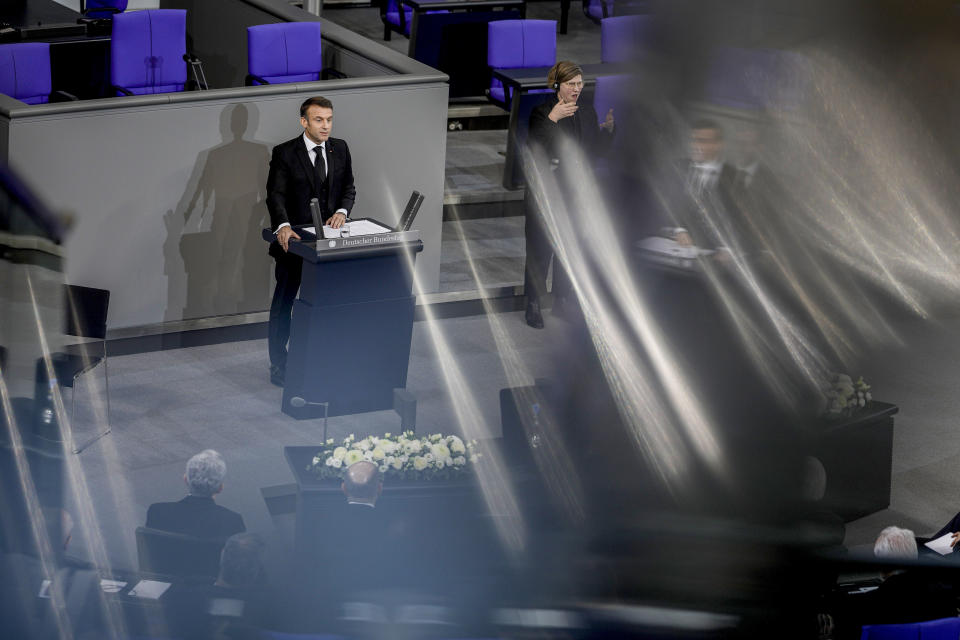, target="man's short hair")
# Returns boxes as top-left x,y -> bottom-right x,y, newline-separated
343,461 -> 381,502
691,118 -> 723,140
219,533 -> 265,587
300,96 -> 333,118
874,526 -> 918,560
185,449 -> 227,497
